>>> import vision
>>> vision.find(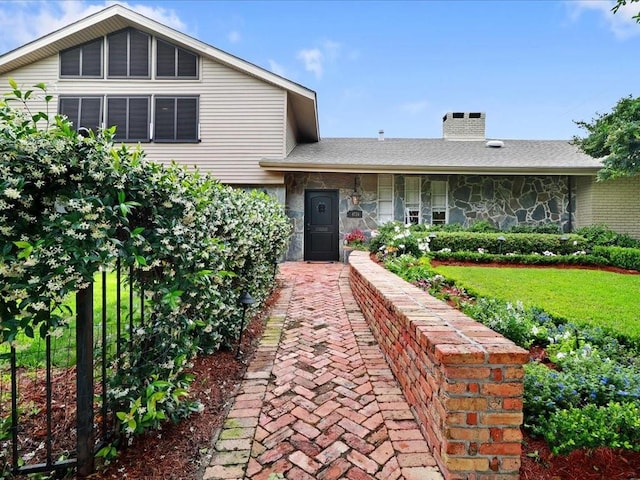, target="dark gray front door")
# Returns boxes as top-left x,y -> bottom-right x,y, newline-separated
304,190 -> 339,261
